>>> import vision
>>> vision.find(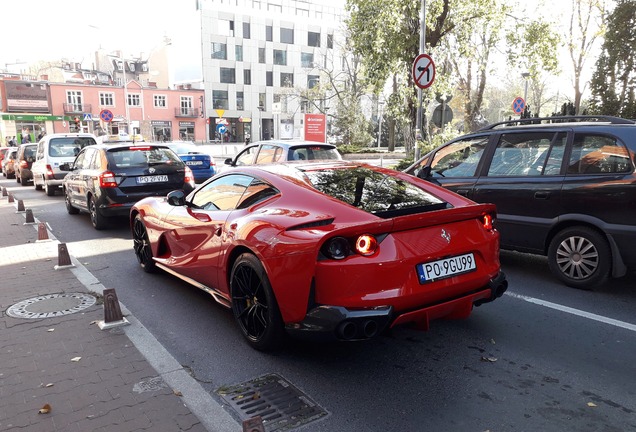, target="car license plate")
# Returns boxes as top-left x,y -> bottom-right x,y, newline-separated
416,253 -> 476,284
186,161 -> 204,166
137,175 -> 168,184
